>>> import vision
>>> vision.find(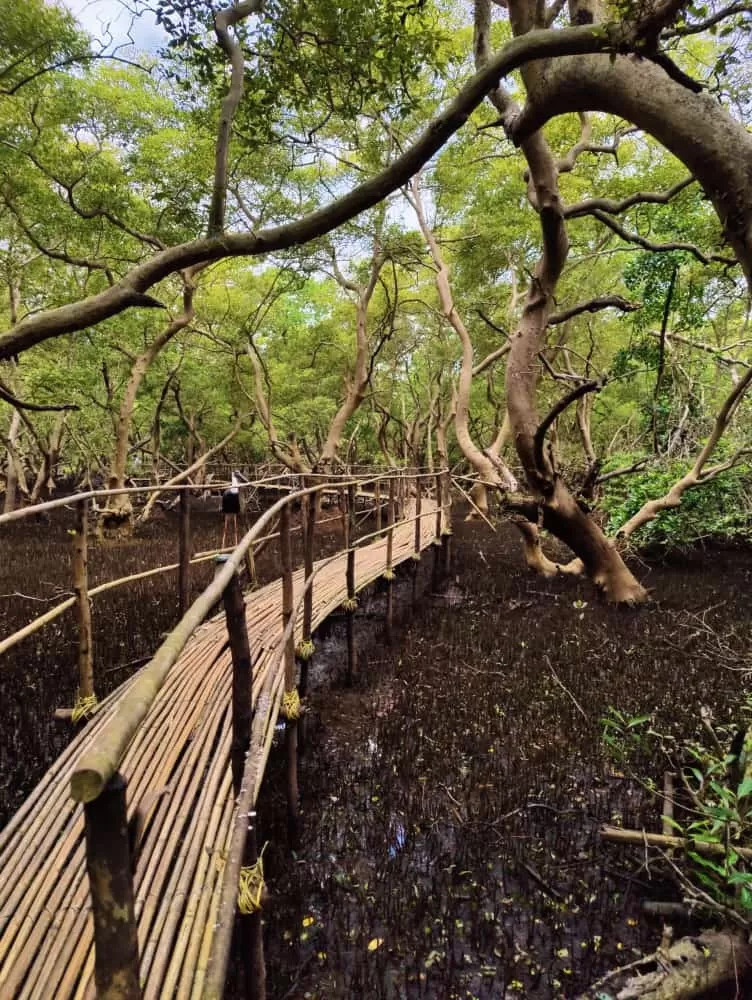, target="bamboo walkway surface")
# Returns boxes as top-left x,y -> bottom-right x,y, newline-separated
0,501 -> 438,999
